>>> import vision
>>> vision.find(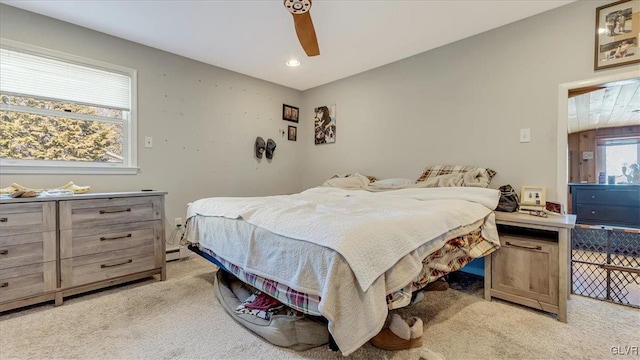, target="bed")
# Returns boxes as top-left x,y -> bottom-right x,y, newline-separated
183,170 -> 500,355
